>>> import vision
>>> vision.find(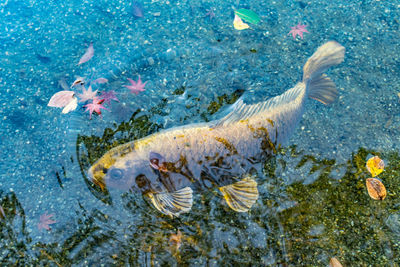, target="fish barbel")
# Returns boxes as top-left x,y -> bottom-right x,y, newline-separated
88,41 -> 345,216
